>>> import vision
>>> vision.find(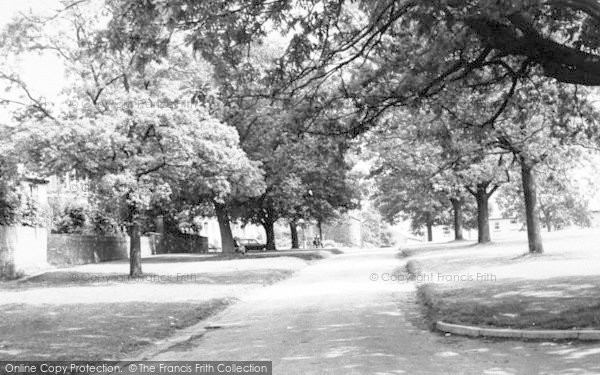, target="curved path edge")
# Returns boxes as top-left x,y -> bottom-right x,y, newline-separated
437,321 -> 600,341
